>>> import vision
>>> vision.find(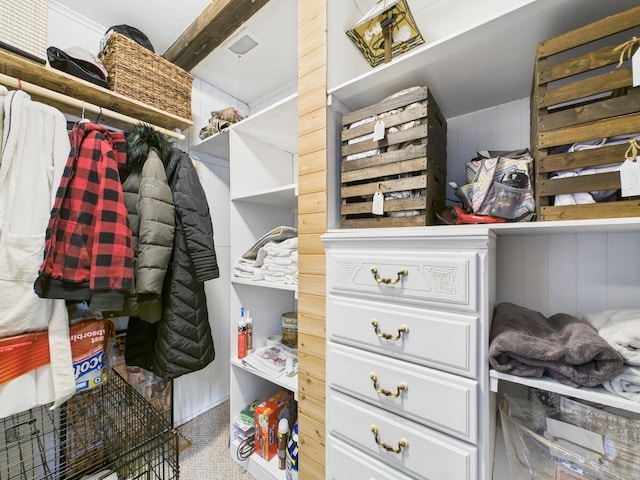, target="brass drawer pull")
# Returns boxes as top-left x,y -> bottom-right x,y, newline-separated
370,373 -> 407,398
371,267 -> 407,285
370,425 -> 408,454
371,320 -> 409,341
